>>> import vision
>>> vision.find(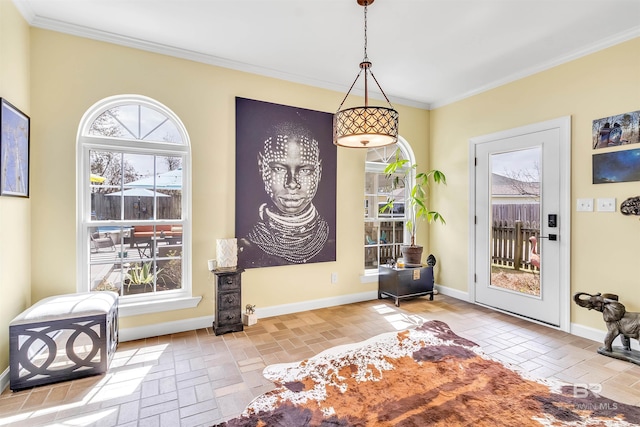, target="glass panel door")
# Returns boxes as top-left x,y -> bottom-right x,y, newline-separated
490,148 -> 541,296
